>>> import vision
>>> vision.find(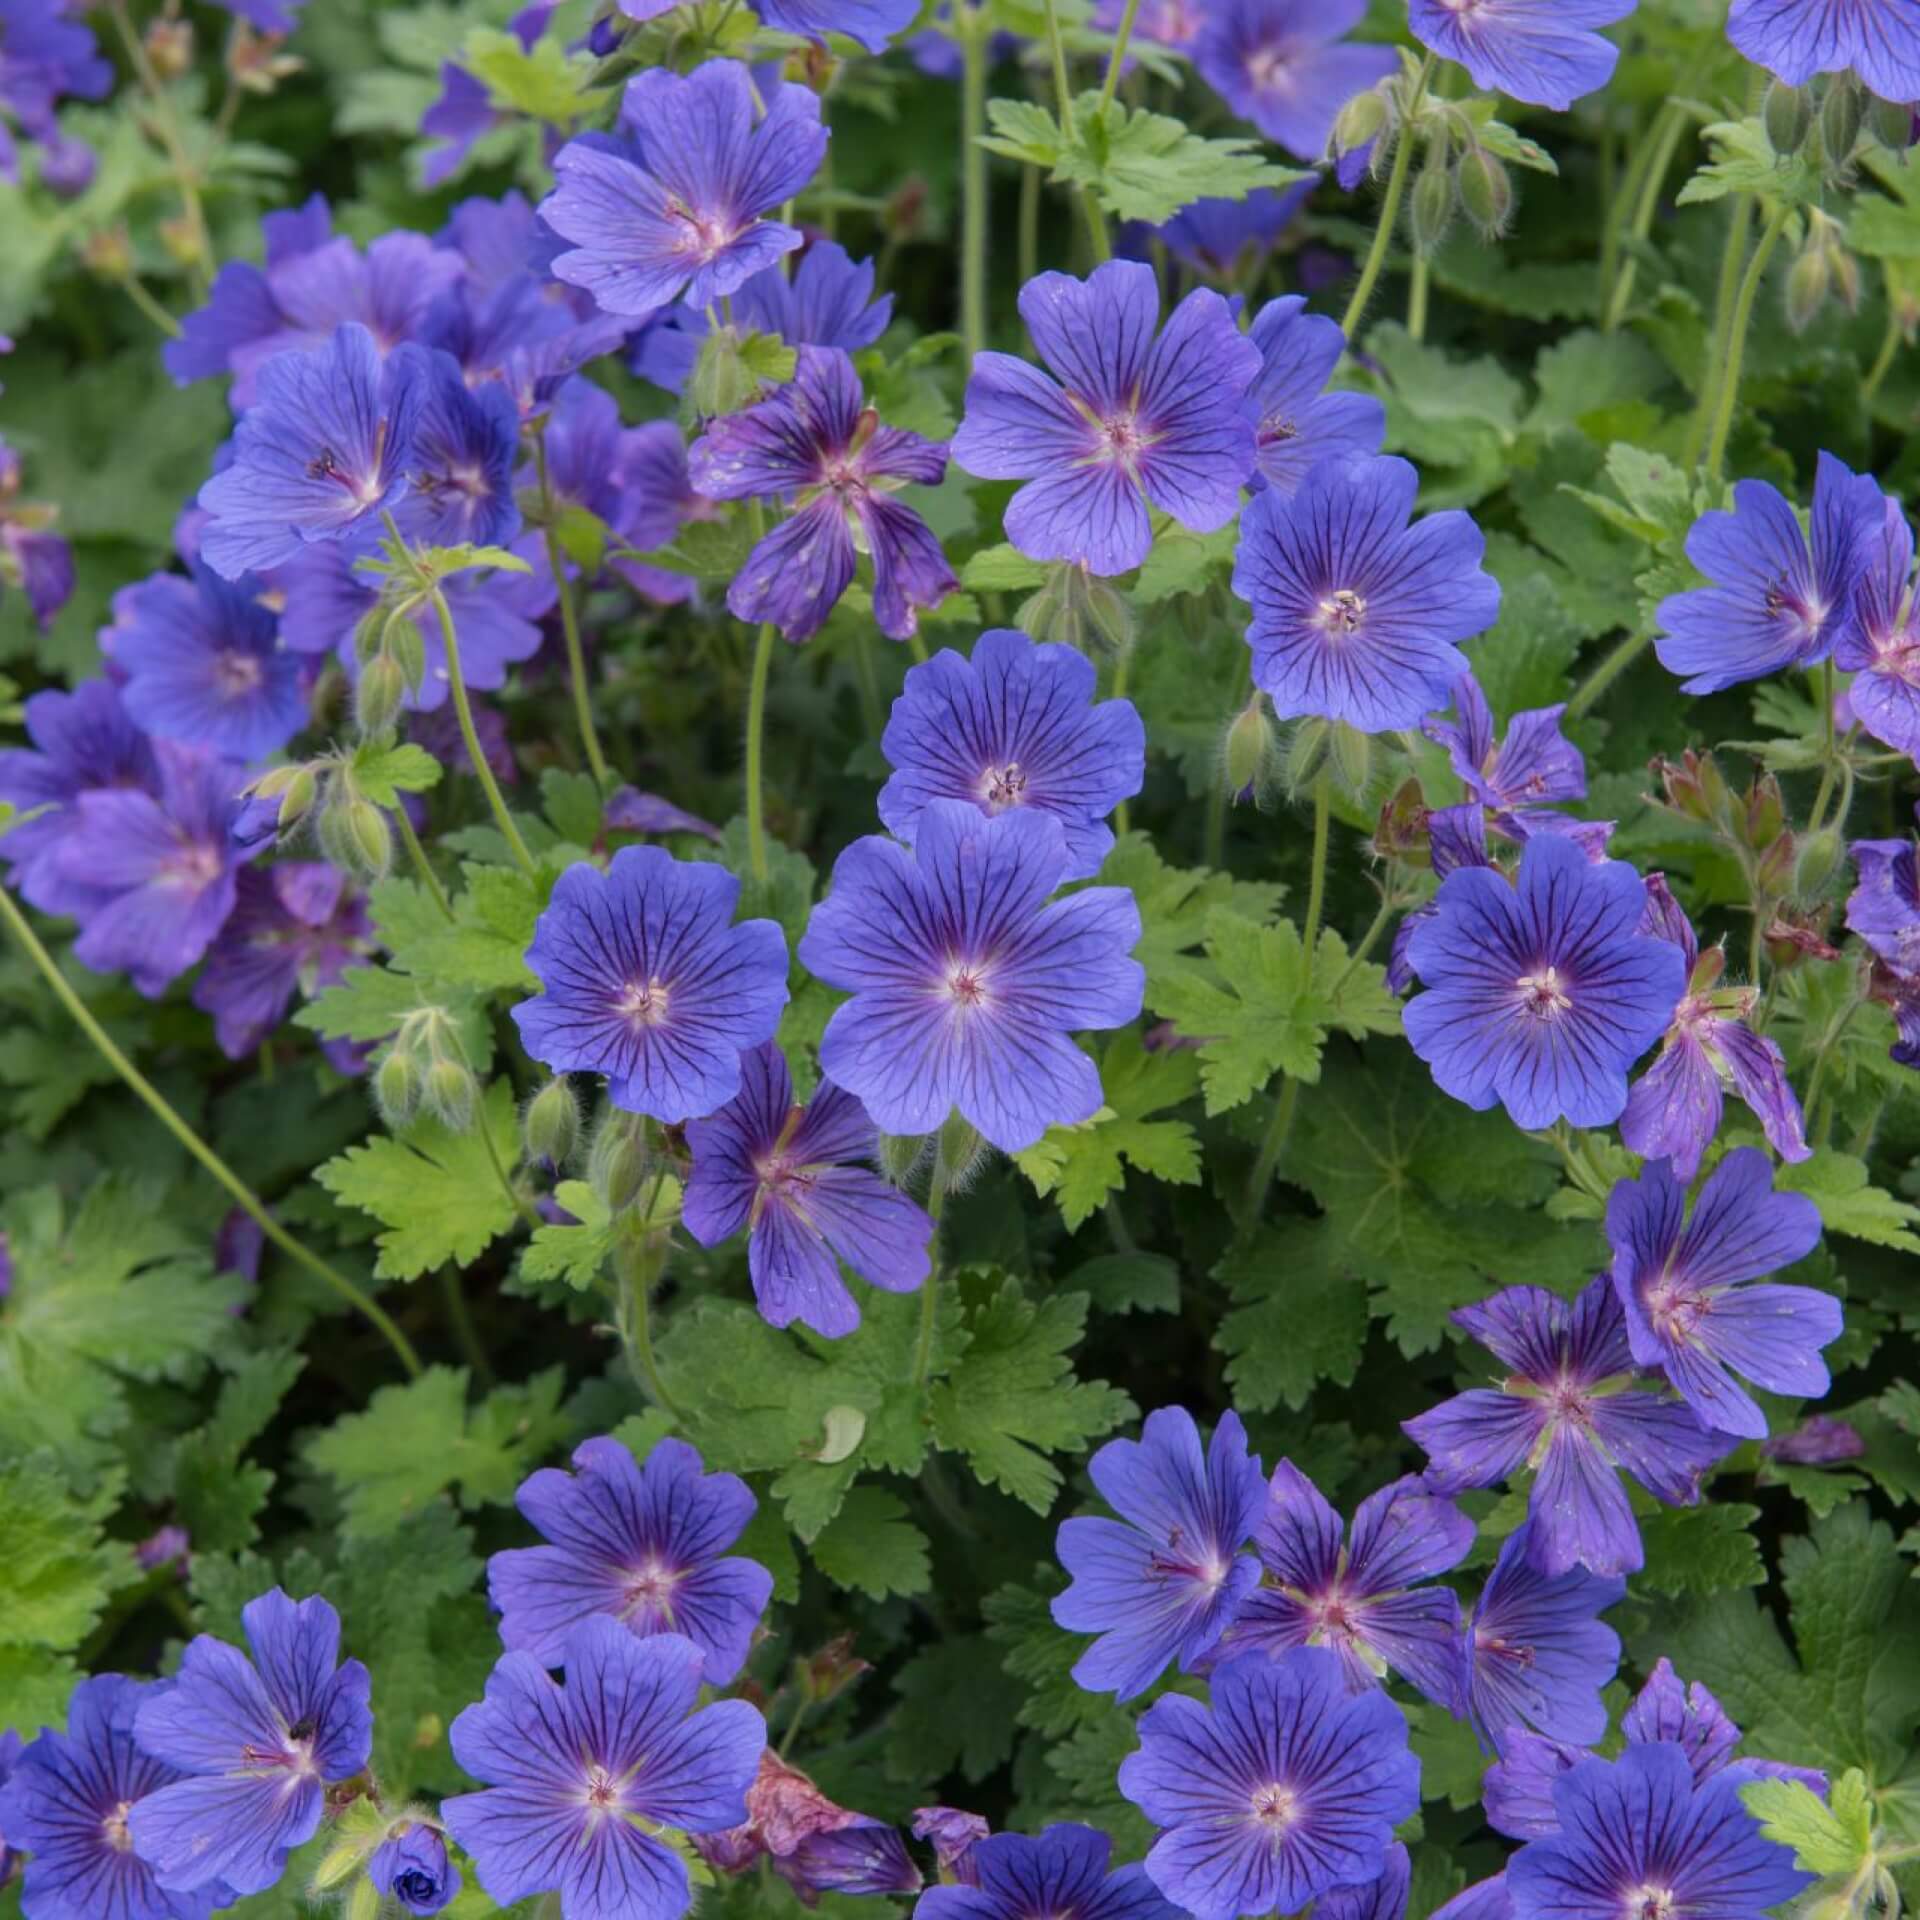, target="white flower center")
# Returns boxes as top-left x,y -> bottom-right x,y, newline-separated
1317,588 -> 1368,637
618,977 -> 671,1027
1515,965 -> 1572,1018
